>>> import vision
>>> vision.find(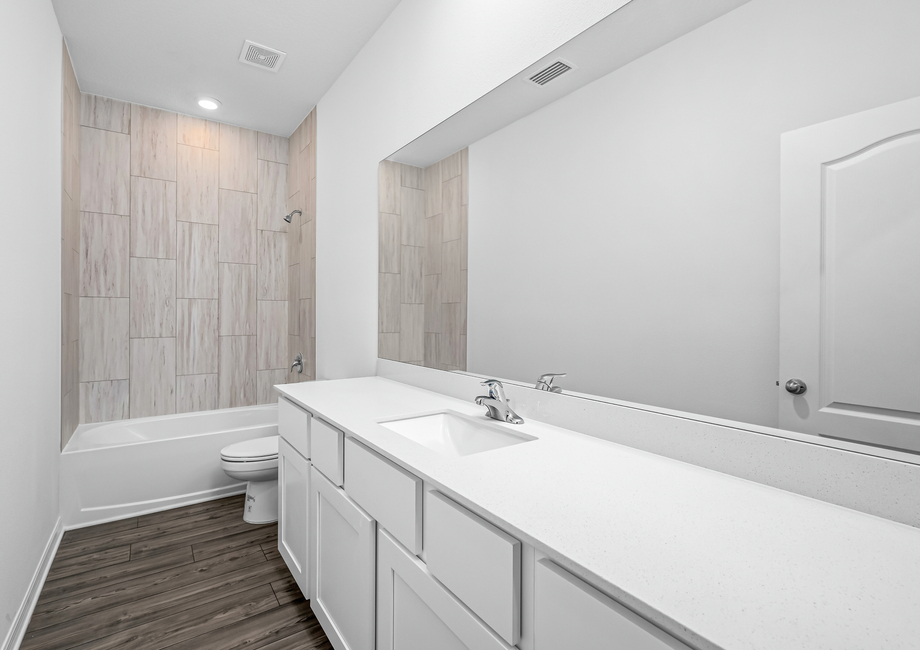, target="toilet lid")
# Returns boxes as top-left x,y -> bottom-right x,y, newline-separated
220,436 -> 278,461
